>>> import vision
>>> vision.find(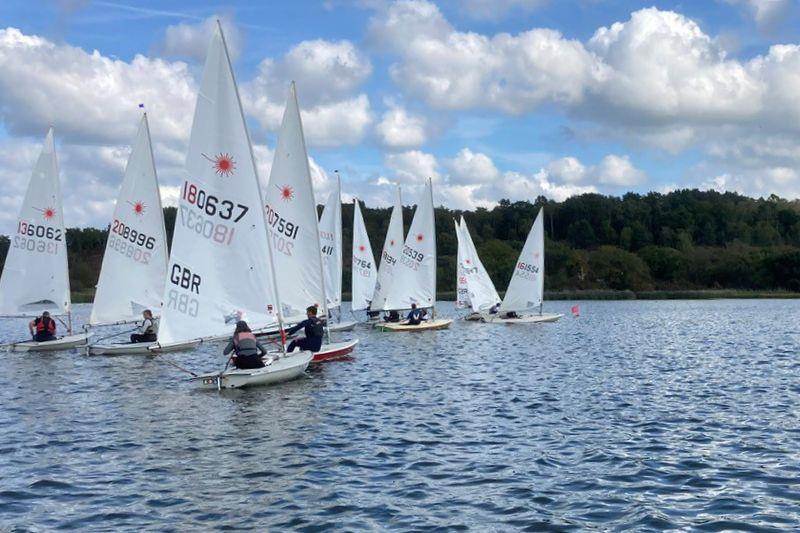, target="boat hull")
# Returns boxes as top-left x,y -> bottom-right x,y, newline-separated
376,319 -> 453,332
483,313 -> 564,324
193,351 -> 312,390
89,339 -> 201,355
8,333 -> 91,352
327,320 -> 357,333
310,339 -> 359,363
